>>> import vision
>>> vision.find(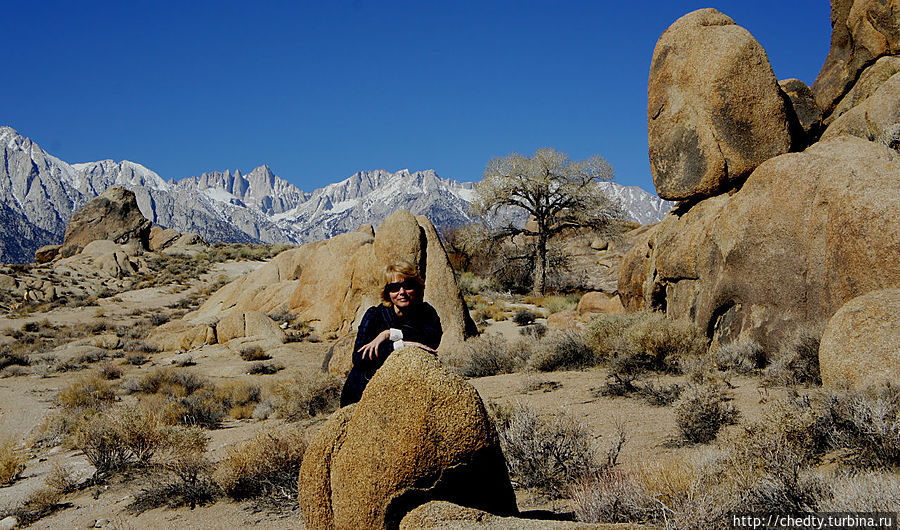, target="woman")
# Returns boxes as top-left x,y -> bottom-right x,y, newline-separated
339,260 -> 442,406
